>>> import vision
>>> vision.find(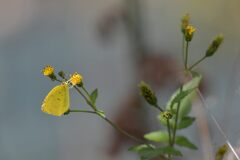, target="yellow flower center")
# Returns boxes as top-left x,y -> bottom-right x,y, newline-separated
185,25 -> 196,36
42,65 -> 54,76
70,72 -> 83,85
